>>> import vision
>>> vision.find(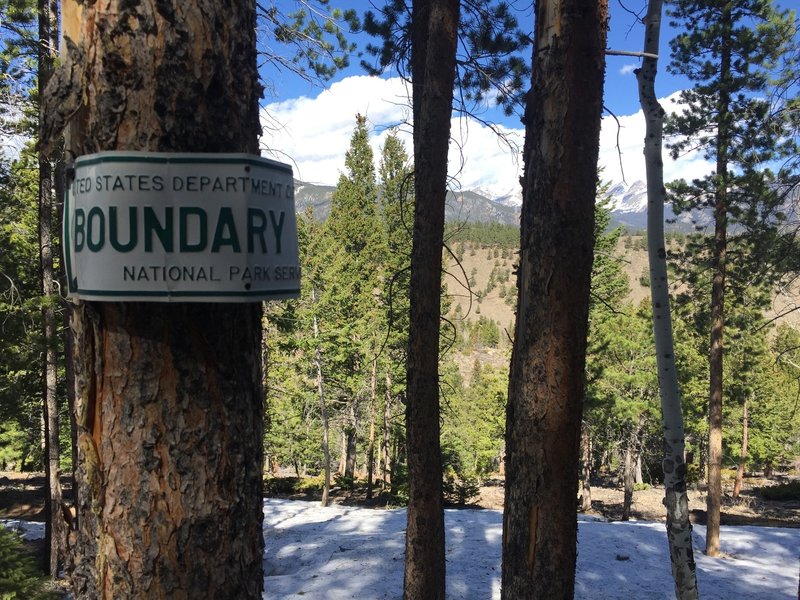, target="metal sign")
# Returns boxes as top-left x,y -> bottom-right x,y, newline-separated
64,151 -> 300,302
